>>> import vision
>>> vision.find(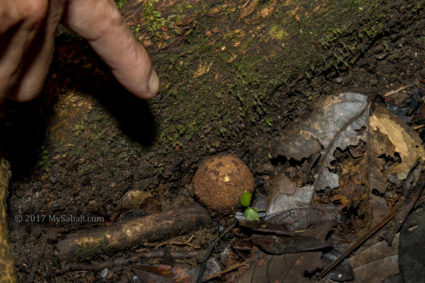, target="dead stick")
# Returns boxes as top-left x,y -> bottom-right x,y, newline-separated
319,200 -> 404,279
384,82 -> 417,97
0,158 -> 16,283
196,222 -> 236,283
57,250 -> 206,275
203,261 -> 247,282
57,205 -> 211,258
